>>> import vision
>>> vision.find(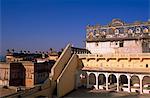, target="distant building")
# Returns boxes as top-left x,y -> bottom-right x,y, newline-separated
48,51 -> 59,61
0,62 -> 9,86
5,52 -> 47,62
0,61 -> 55,87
